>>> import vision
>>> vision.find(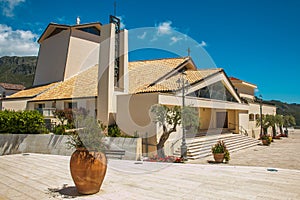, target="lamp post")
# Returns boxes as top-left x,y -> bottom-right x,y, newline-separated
177,72 -> 188,160
259,94 -> 263,136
